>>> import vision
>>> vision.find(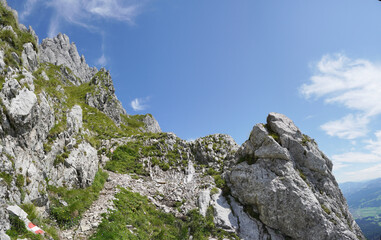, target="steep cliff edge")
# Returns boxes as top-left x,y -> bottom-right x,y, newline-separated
0,1 -> 364,240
